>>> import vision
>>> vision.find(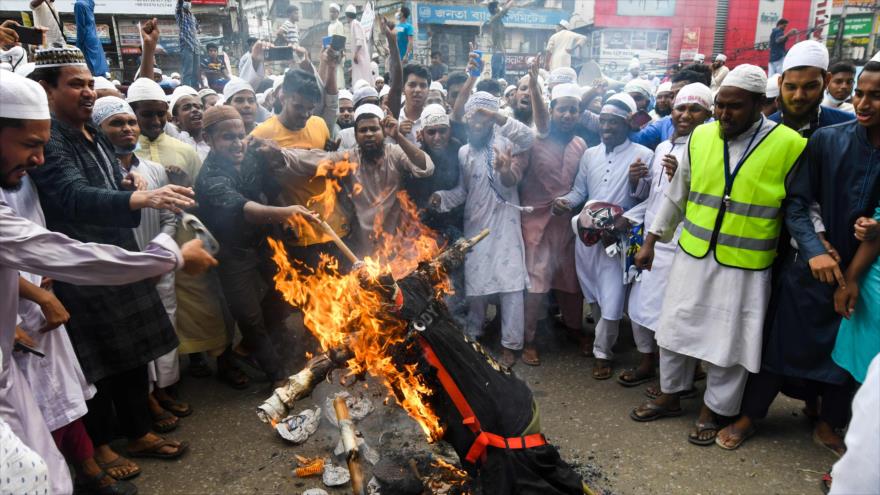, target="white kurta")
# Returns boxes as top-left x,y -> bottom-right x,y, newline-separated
130,158 -> 180,389
0,197 -> 182,495
435,118 -> 535,296
626,137 -> 687,331
563,139 -> 653,320
651,117 -> 777,373
349,19 -> 372,86
1,178 -> 96,433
